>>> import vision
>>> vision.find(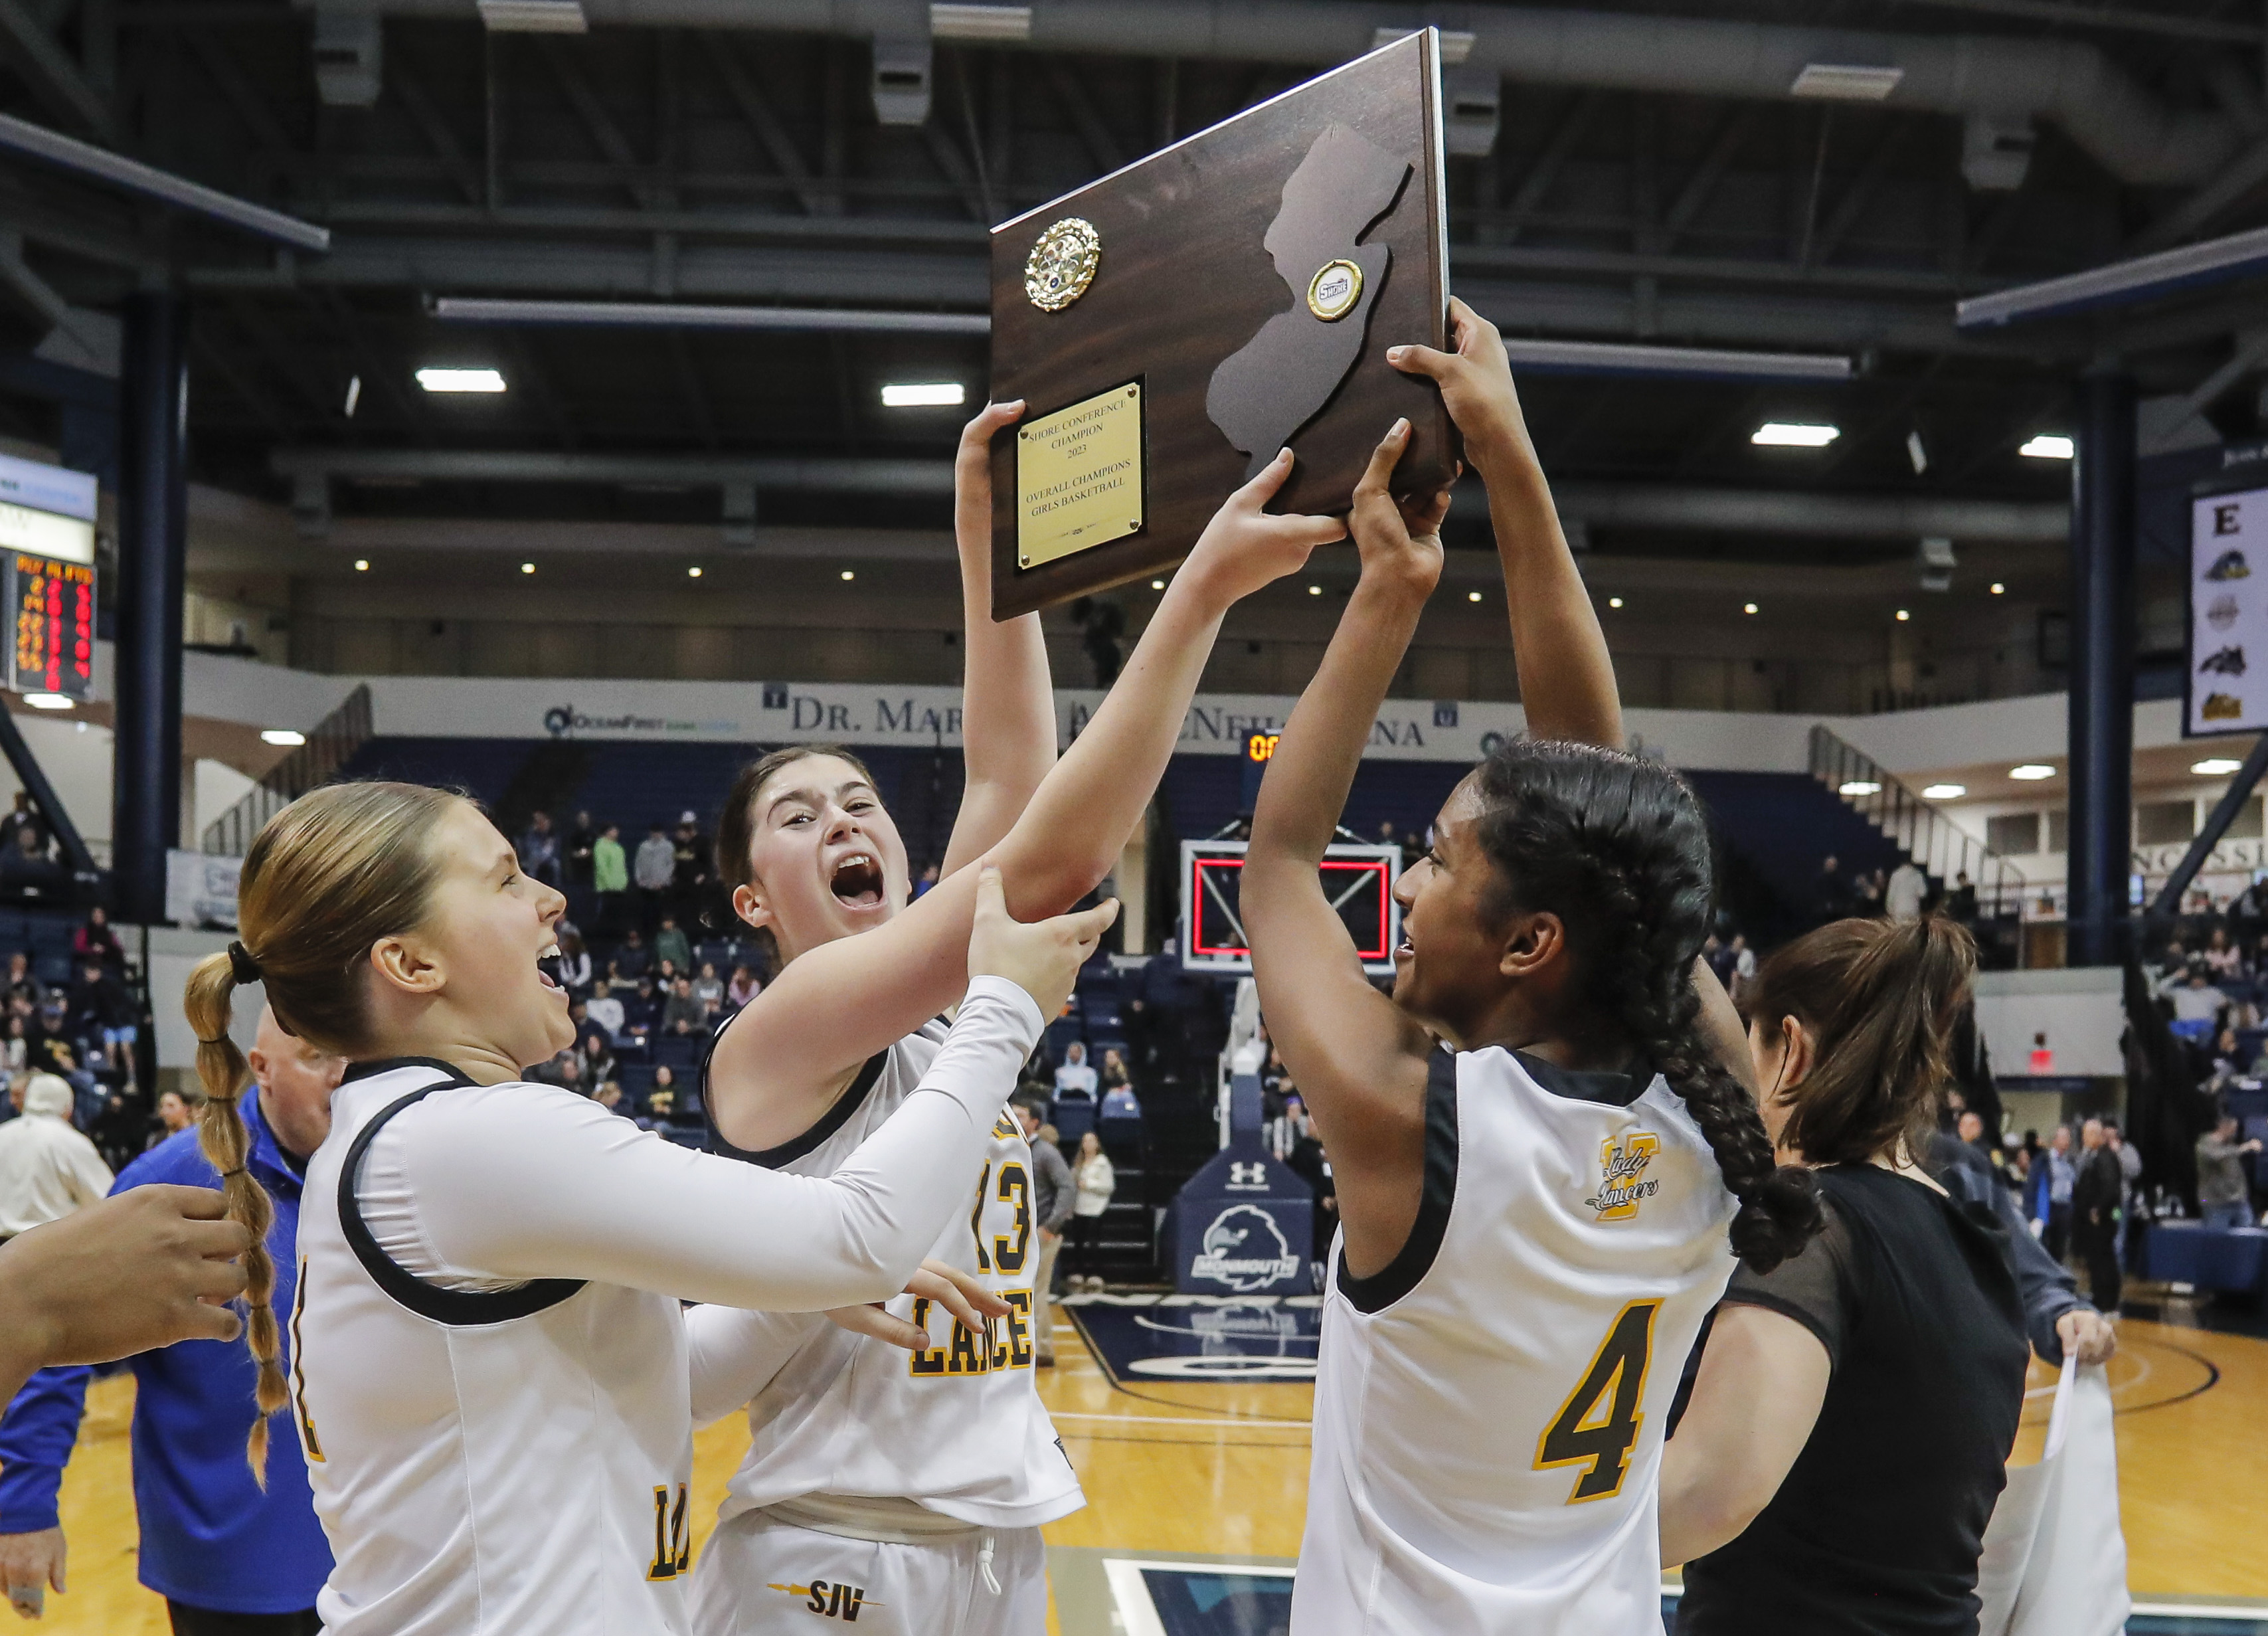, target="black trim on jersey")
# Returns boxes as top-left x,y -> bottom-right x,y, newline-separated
1337,1044 -> 1460,1315
337,1061 -> 586,1326
698,1008 -> 890,1170
1514,1048 -> 1644,1109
